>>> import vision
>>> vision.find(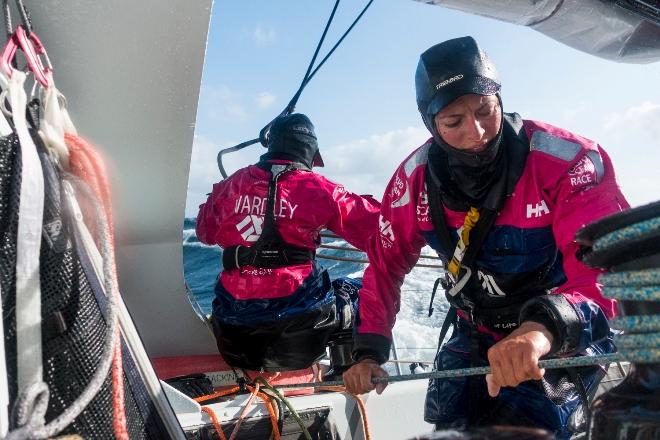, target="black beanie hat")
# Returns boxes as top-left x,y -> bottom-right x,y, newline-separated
267,113 -> 324,168
415,36 -> 501,145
